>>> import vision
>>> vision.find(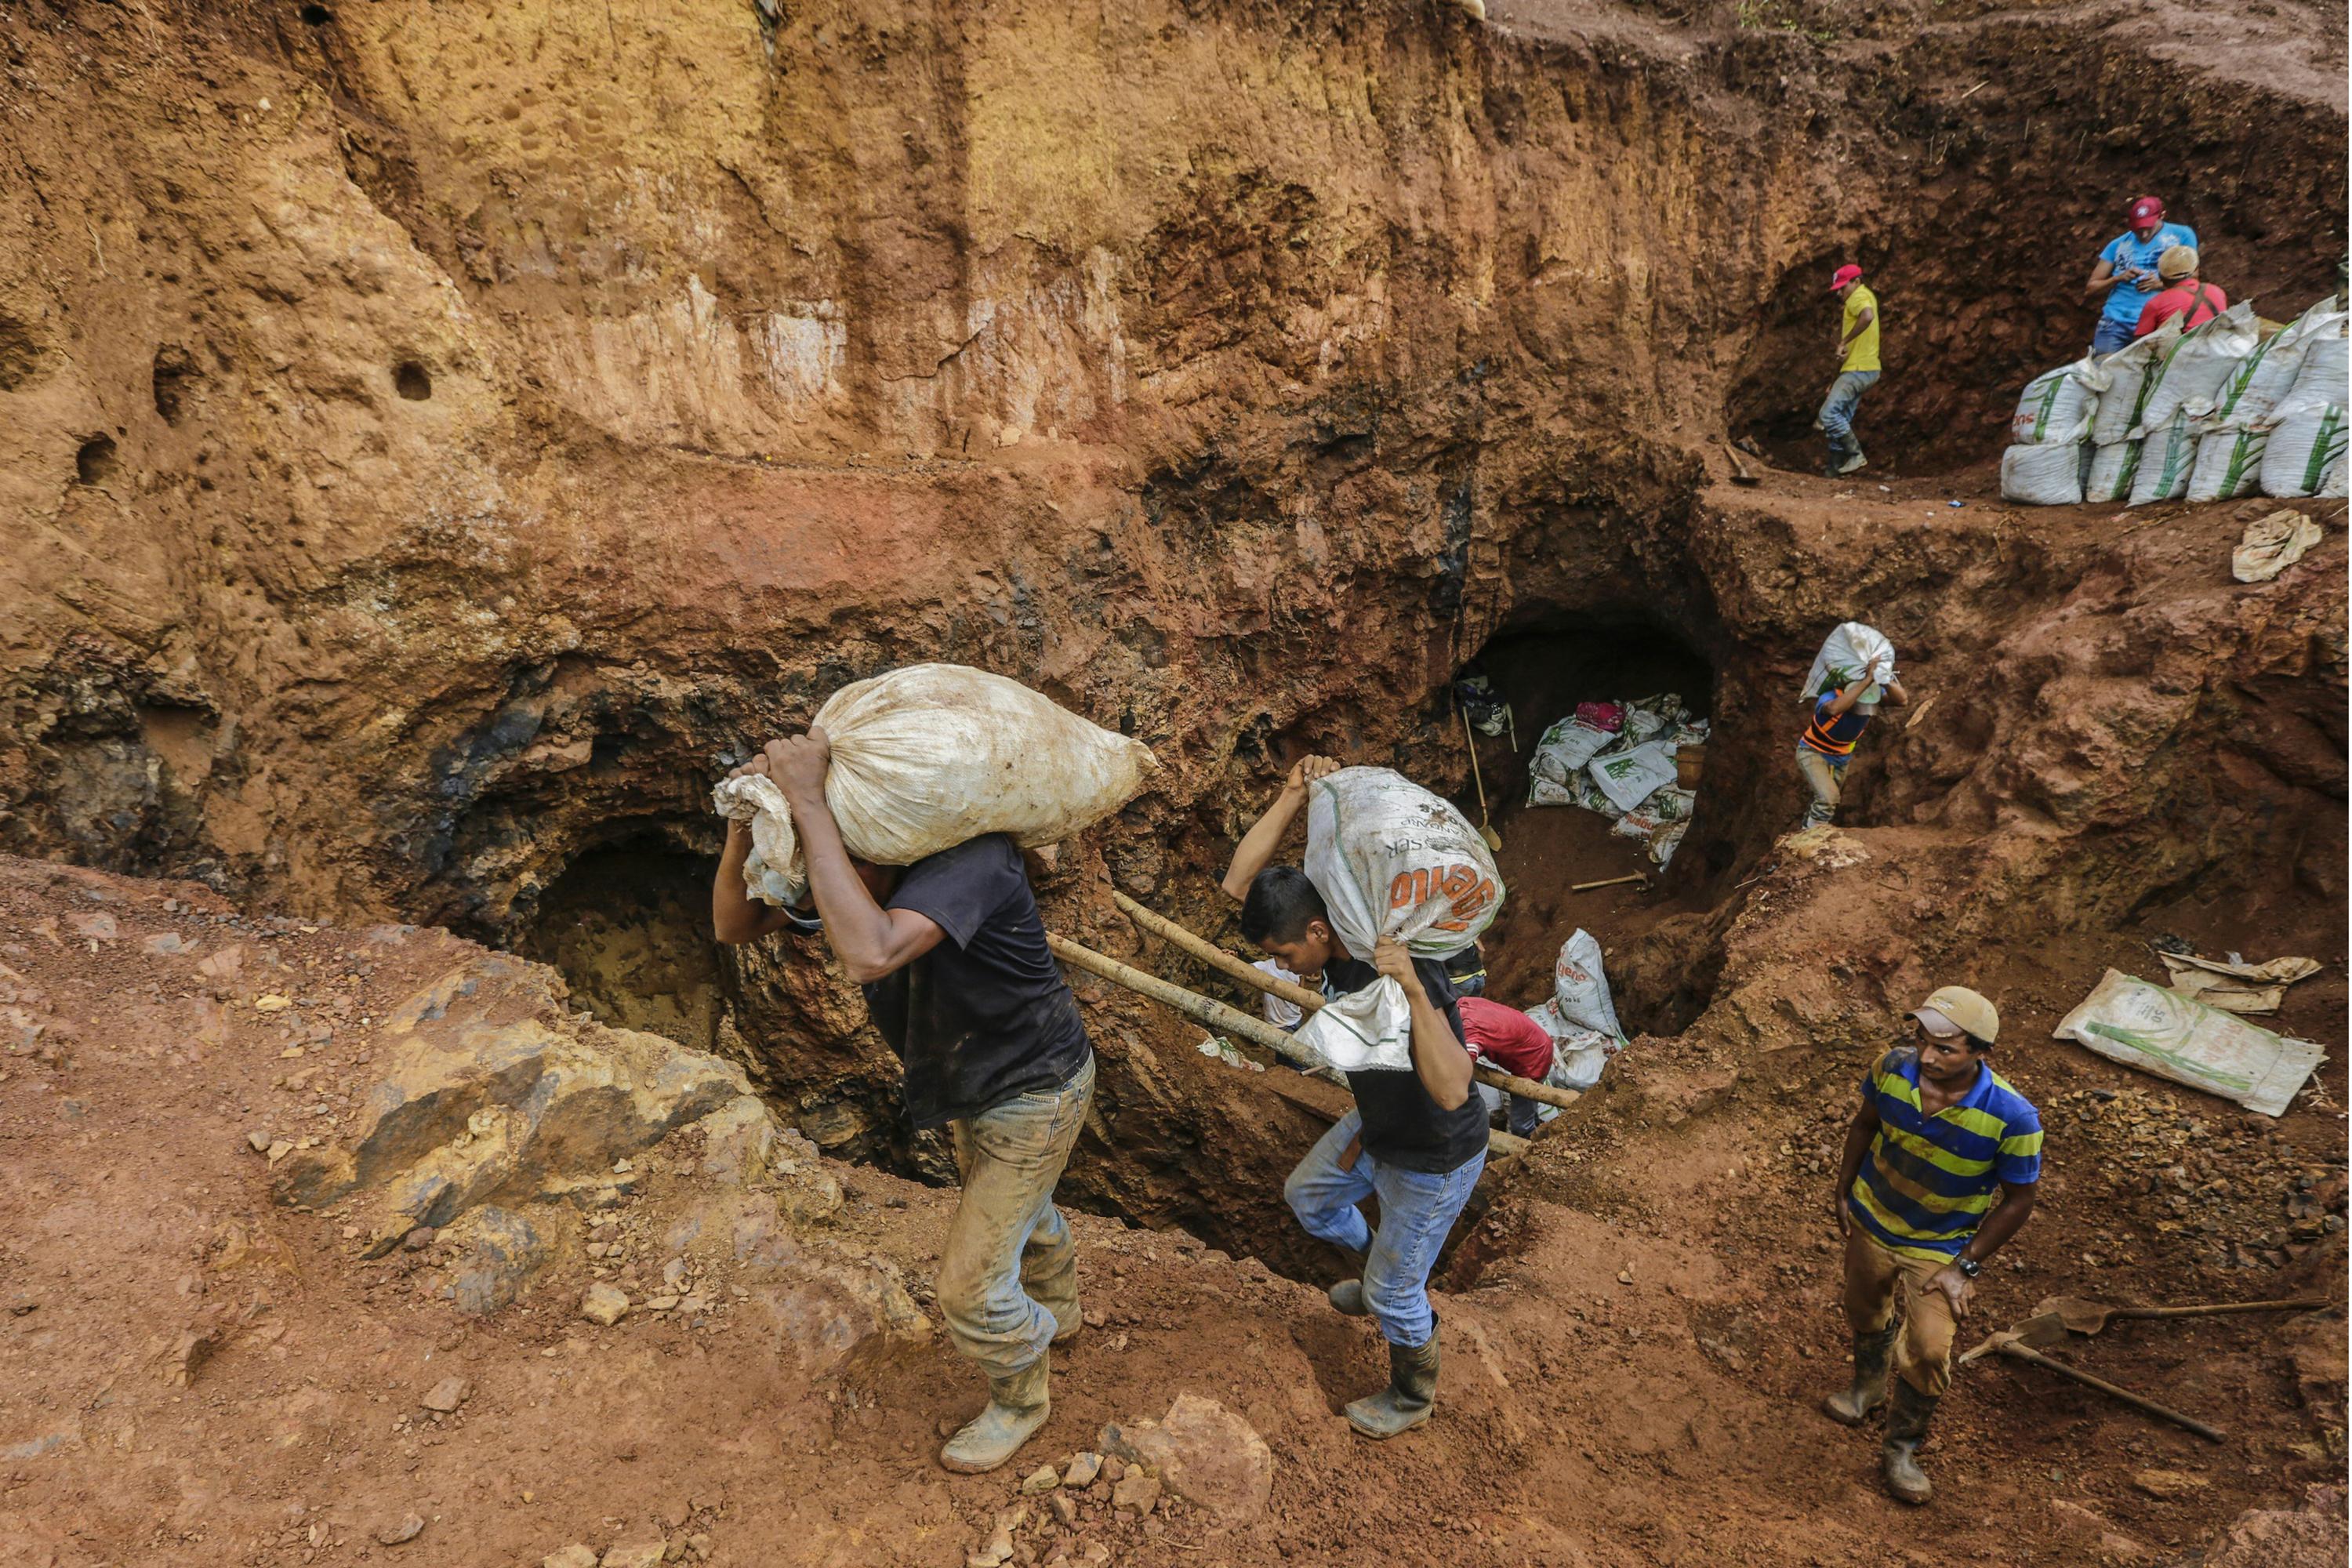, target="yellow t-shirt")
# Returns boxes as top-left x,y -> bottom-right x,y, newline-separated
1841,285 -> 1881,373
